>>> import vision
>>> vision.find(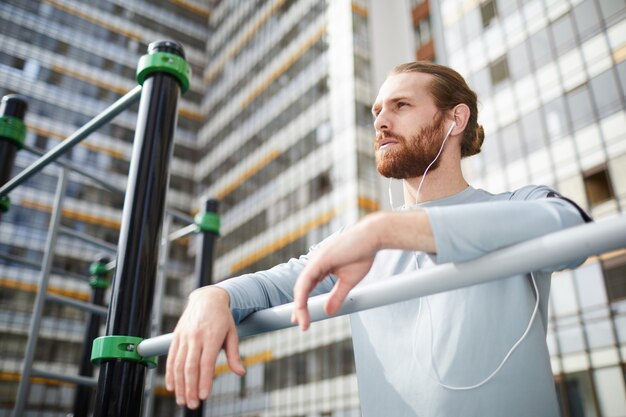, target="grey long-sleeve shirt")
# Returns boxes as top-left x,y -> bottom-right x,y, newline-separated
216,185 -> 587,417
